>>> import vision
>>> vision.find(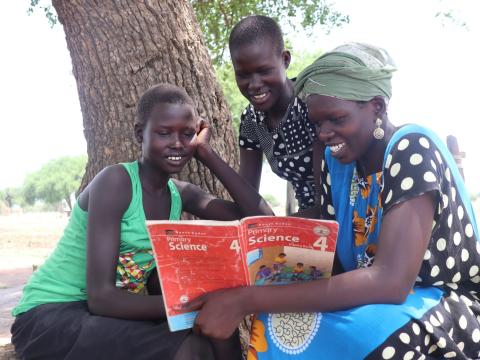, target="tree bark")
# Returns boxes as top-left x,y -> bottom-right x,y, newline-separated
52,0 -> 238,199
